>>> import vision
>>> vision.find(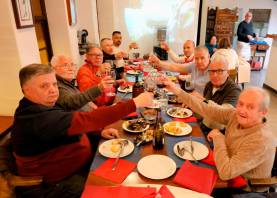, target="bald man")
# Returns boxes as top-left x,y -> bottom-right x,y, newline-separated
165,80 -> 276,192
161,40 -> 195,64
237,11 -> 256,61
